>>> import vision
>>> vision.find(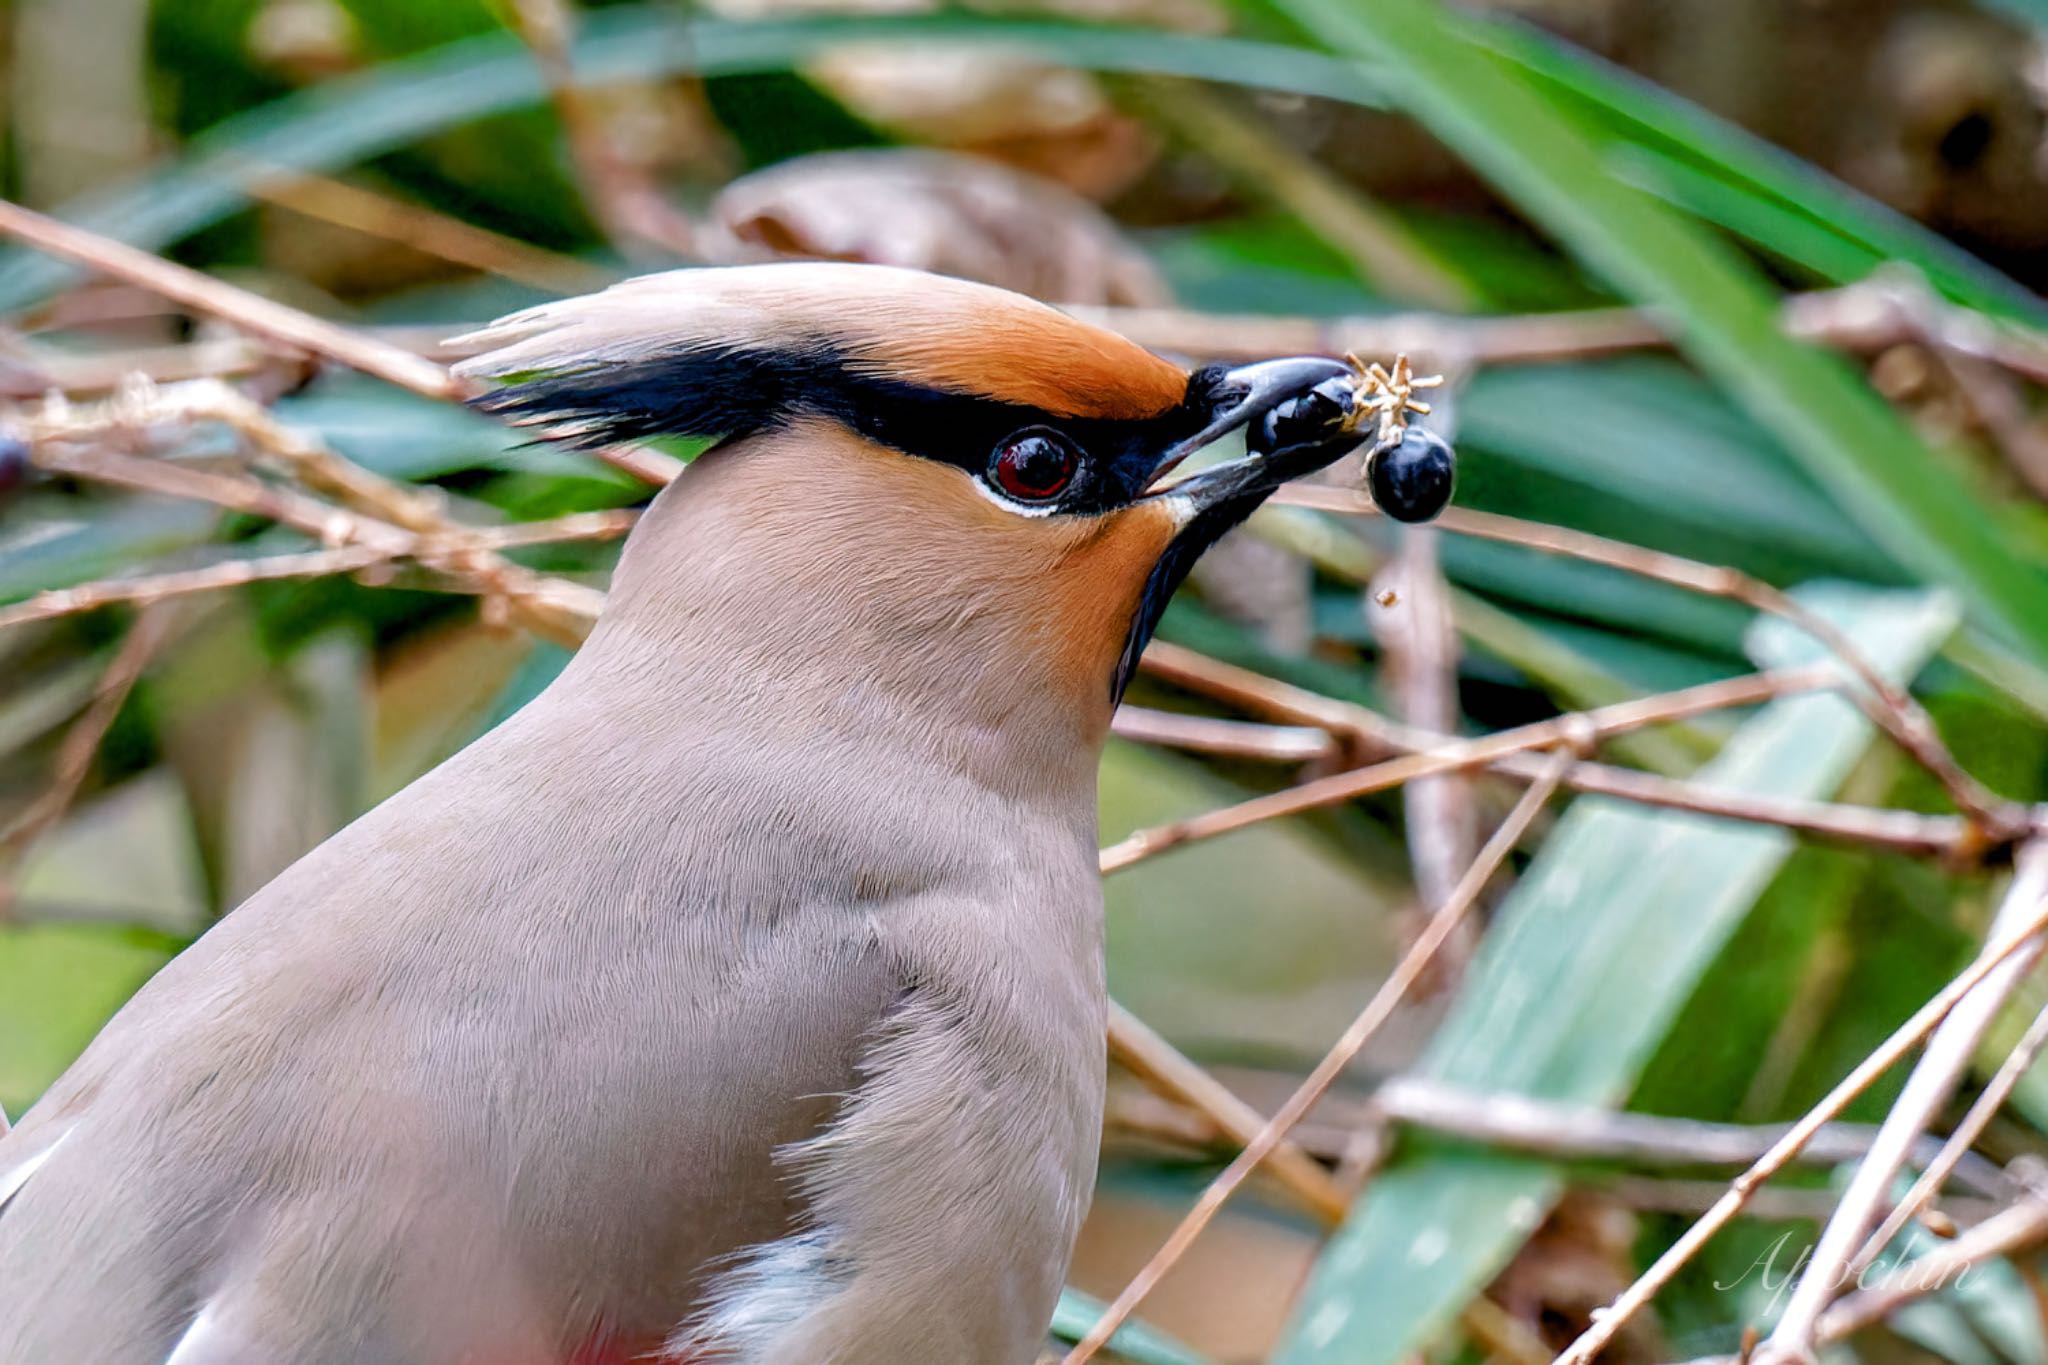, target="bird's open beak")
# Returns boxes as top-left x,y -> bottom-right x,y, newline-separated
1146,356 -> 1364,514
